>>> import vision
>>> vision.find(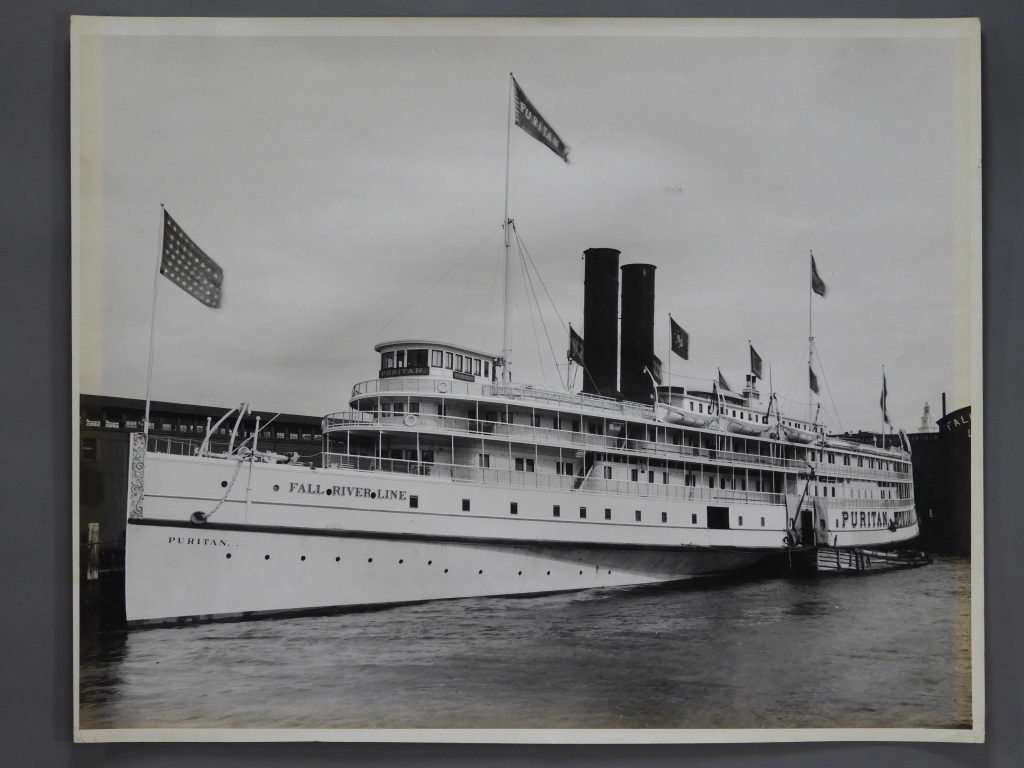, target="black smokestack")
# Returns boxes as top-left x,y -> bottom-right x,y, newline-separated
619,263 -> 656,405
582,248 -> 620,396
